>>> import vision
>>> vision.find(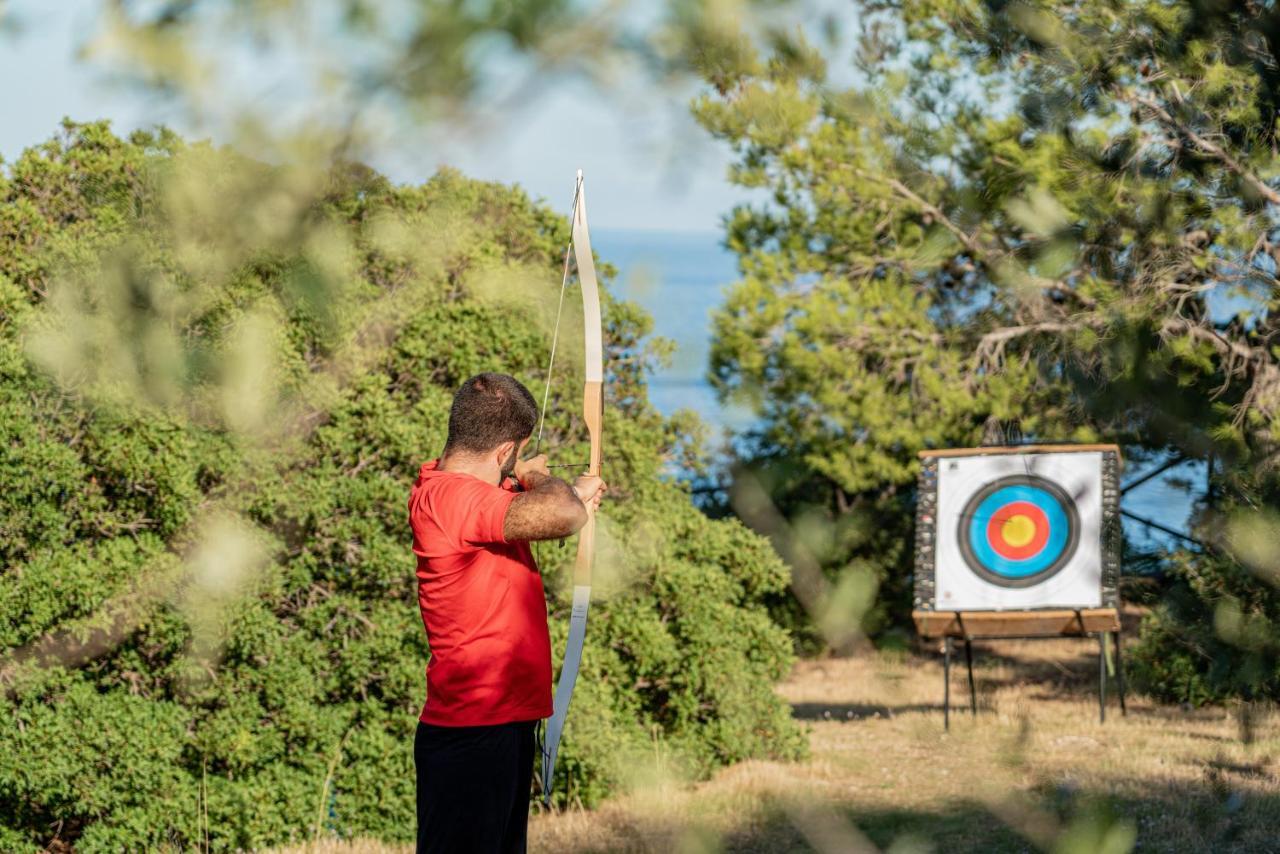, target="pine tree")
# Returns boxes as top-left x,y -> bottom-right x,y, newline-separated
694,1 -> 1280,687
